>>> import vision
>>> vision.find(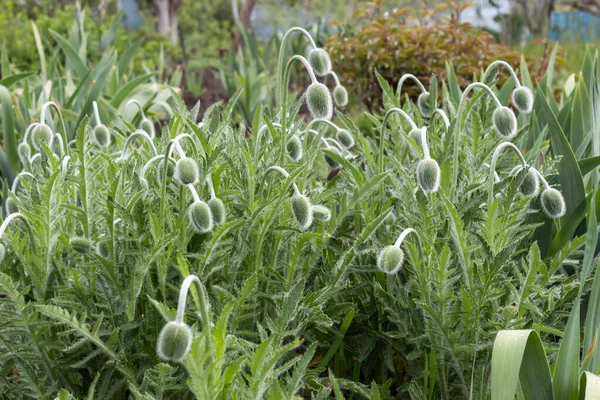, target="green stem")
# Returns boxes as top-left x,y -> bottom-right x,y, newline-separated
379,108 -> 418,173
486,142 -> 527,207
483,60 -> 522,88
